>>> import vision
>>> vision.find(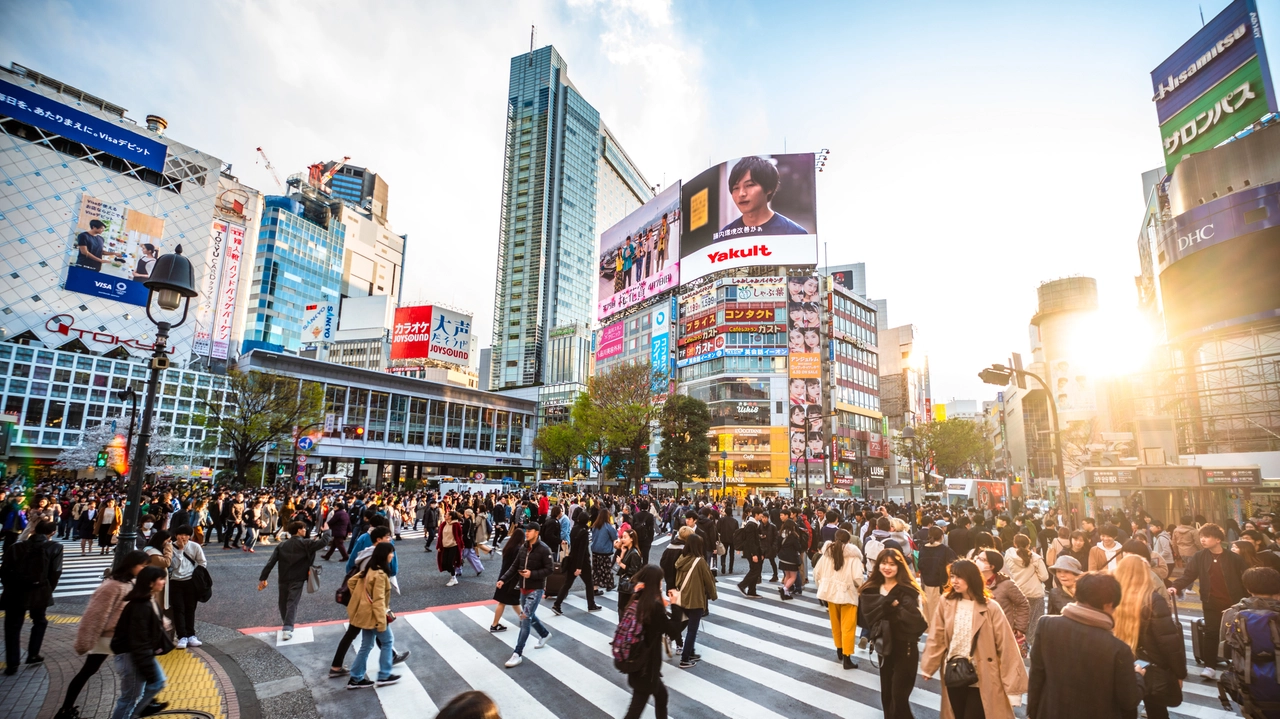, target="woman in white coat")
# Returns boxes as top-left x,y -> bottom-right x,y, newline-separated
814,528 -> 865,670
1003,534 -> 1049,650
